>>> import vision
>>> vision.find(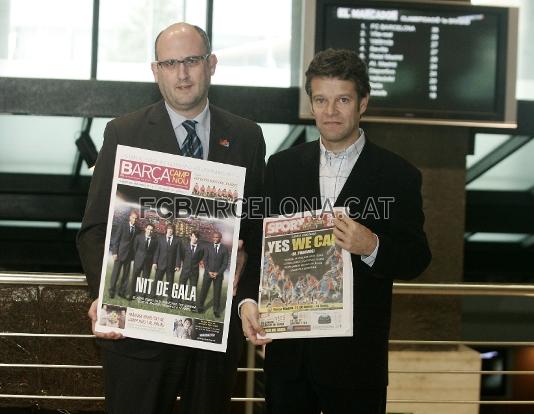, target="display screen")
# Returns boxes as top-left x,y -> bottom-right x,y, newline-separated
314,0 -> 516,123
